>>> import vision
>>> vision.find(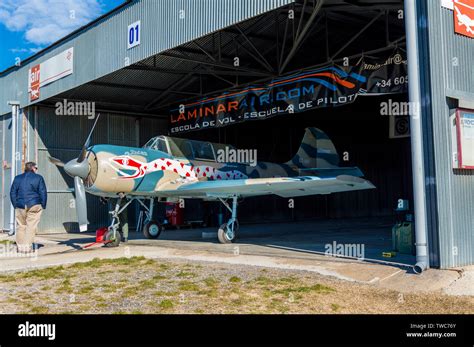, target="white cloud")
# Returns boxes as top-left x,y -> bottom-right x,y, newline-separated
0,0 -> 104,45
